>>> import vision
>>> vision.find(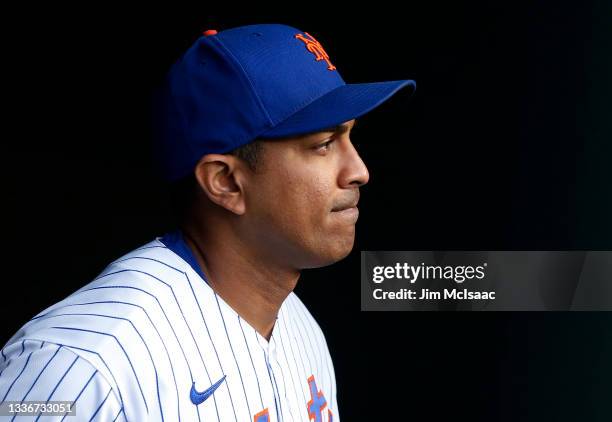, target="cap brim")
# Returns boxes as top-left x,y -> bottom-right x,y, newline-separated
257,79 -> 416,139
